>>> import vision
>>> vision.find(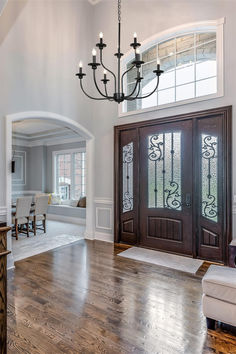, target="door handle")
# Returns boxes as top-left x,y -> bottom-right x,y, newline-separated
185,193 -> 191,208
